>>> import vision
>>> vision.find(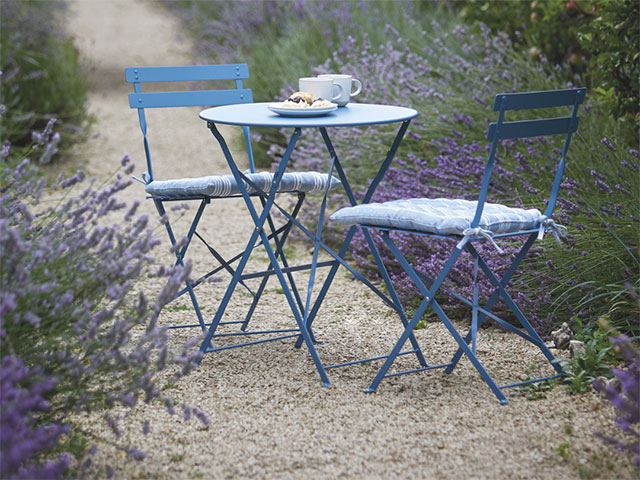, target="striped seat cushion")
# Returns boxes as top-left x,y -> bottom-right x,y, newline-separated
145,171 -> 340,200
330,198 -> 543,235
